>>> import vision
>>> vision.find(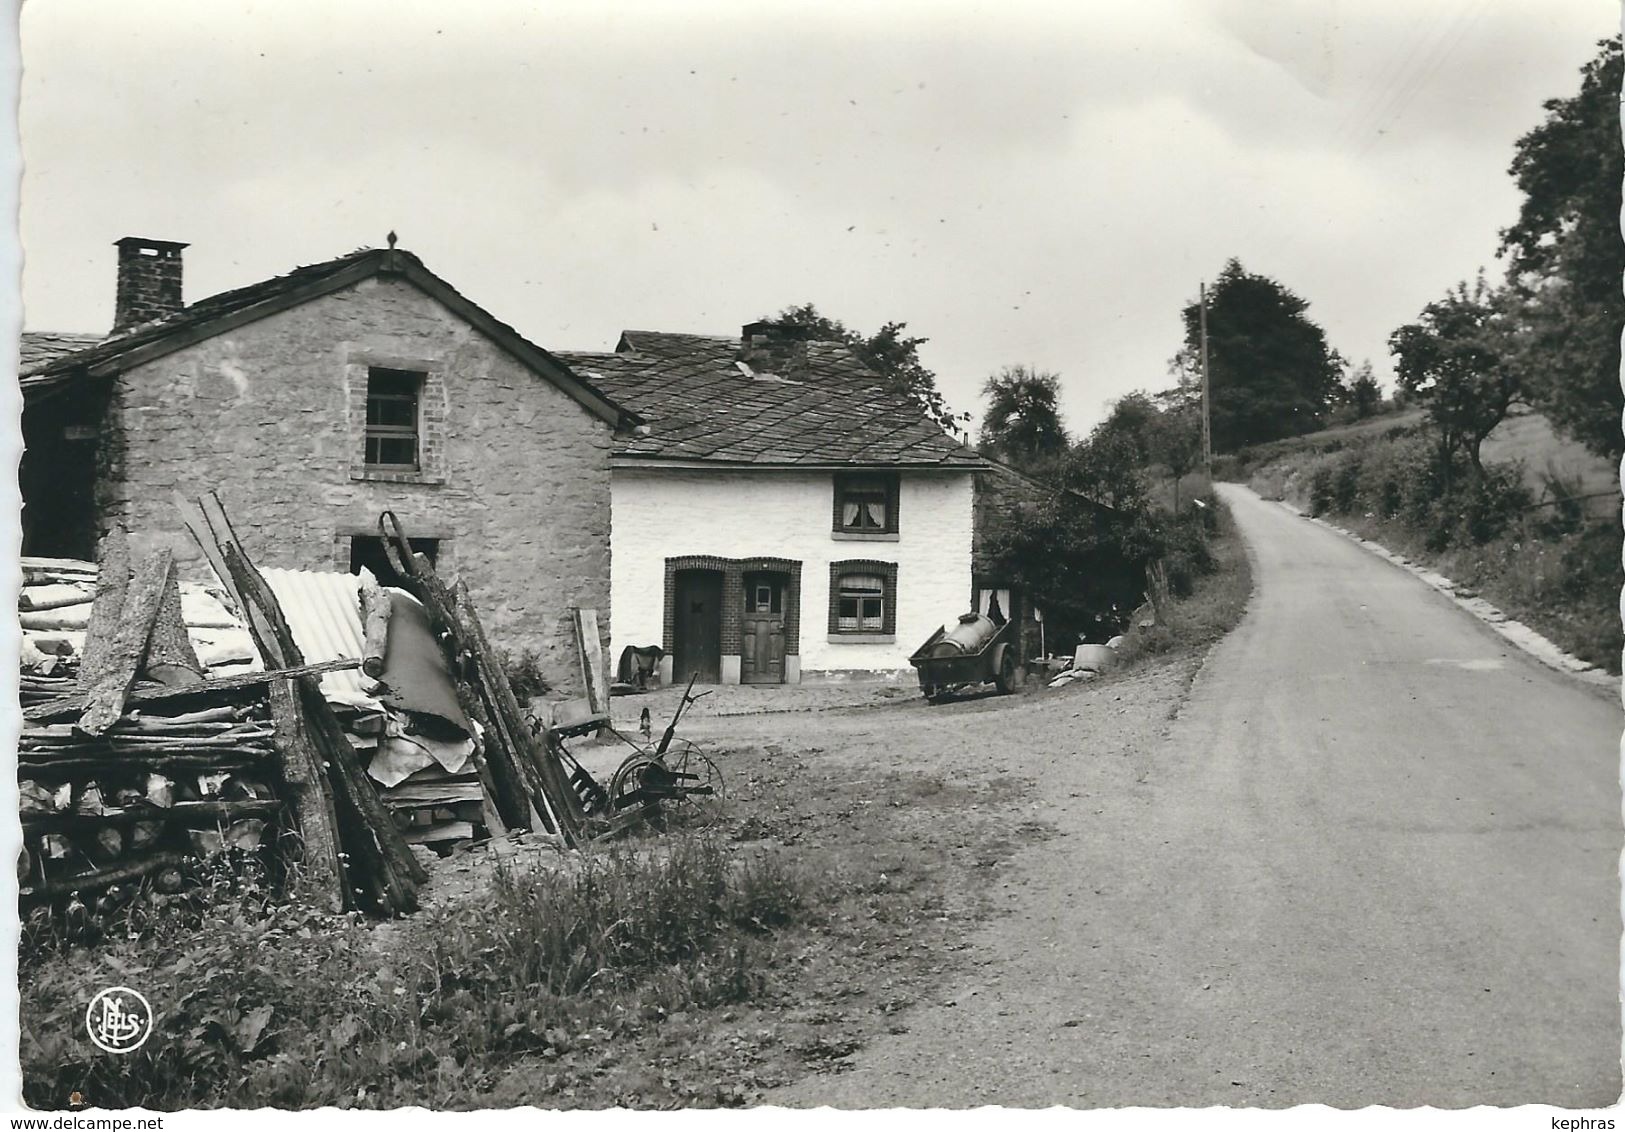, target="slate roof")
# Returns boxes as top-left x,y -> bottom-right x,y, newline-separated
18,247 -> 633,426
557,332 -> 983,467
20,332 -> 105,374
